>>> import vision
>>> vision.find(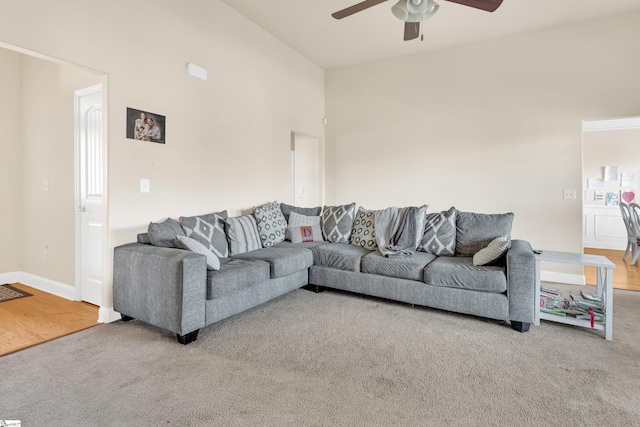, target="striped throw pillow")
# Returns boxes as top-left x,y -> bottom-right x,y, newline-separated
473,236 -> 510,266
225,215 -> 262,255
175,236 -> 221,271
